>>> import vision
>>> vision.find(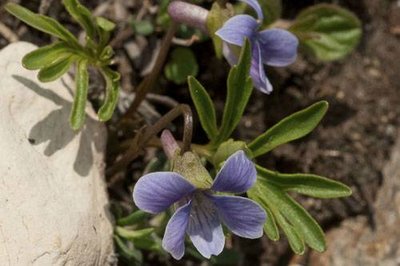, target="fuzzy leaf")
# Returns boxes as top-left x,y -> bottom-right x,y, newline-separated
249,177 -> 326,252
98,67 -> 120,121
37,56 -> 74,82
274,210 -> 305,254
249,101 -> 328,157
290,4 -> 362,61
216,40 -> 253,144
115,227 -> 155,240
70,60 -> 89,130
22,42 -> 73,70
5,3 -> 79,46
63,0 -> 96,39
257,166 -> 352,198
188,76 -> 218,140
